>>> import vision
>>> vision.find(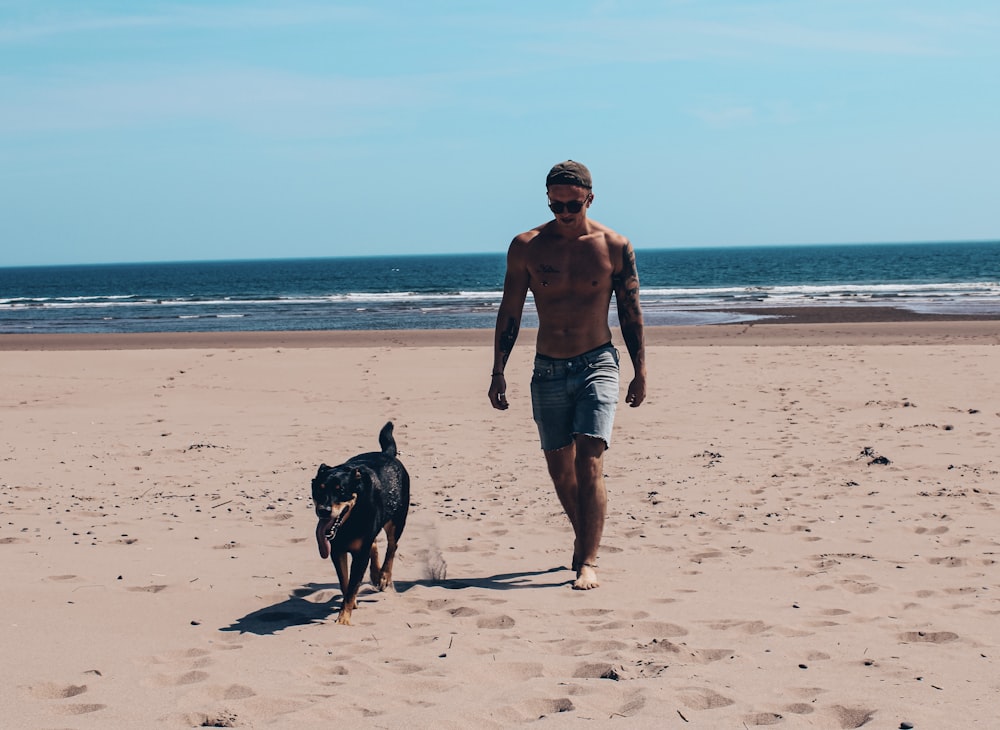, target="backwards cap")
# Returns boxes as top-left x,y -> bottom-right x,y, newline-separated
546,160 -> 592,189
